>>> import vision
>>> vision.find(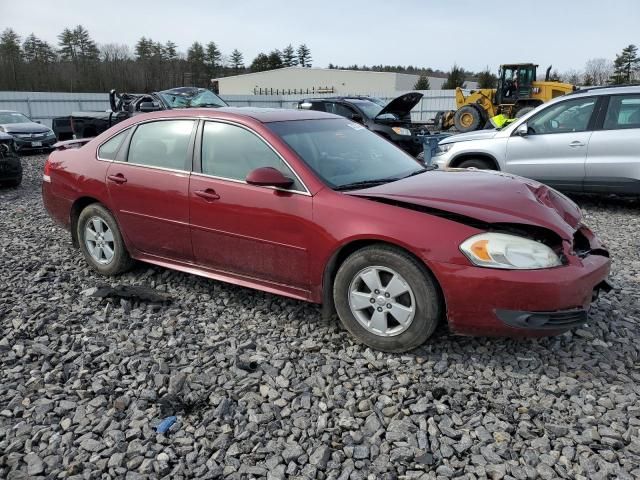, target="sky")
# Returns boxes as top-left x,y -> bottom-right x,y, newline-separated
1,0 -> 638,73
